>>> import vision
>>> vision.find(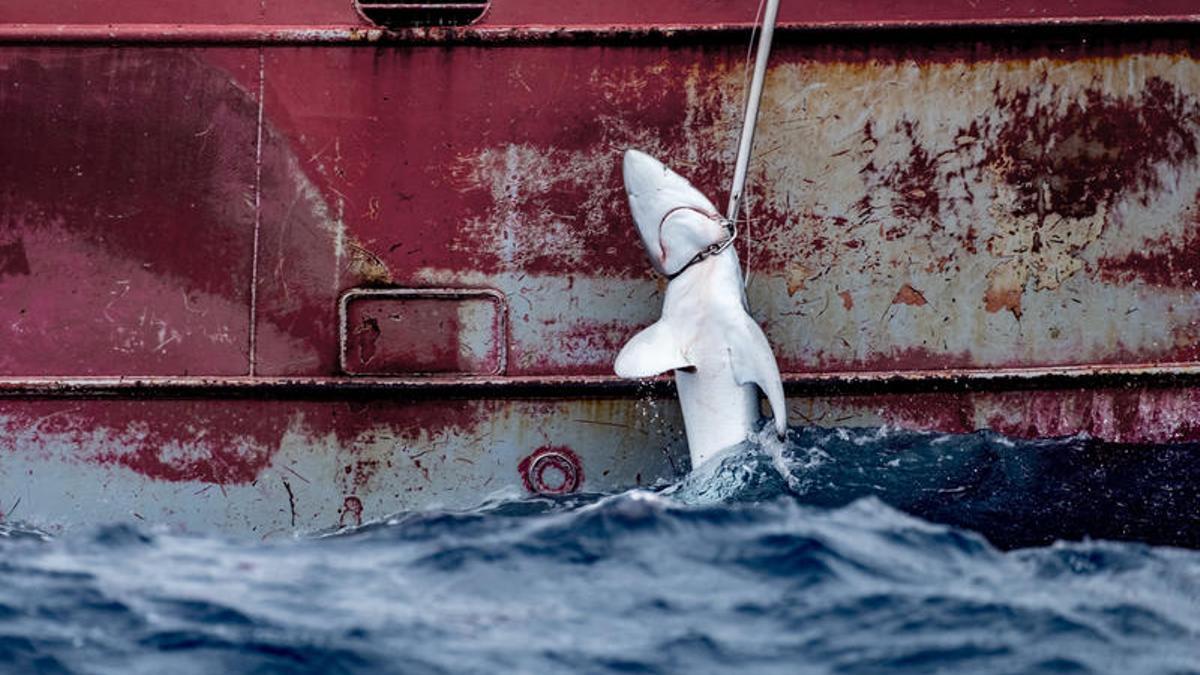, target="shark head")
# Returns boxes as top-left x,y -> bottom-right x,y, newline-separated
622,149 -> 730,277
